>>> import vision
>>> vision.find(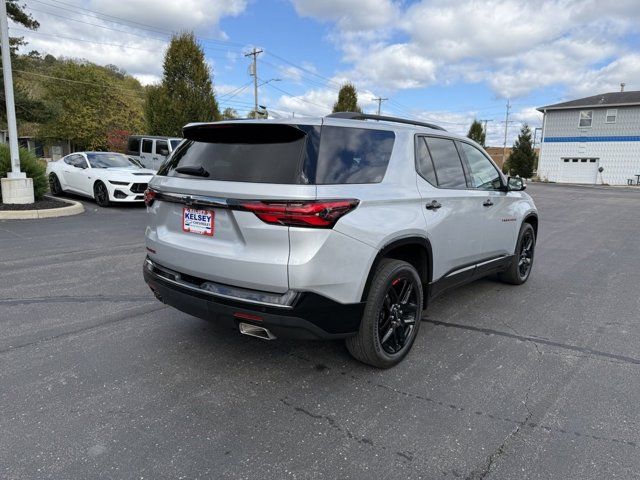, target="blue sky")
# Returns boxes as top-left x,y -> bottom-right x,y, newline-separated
14,0 -> 640,145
